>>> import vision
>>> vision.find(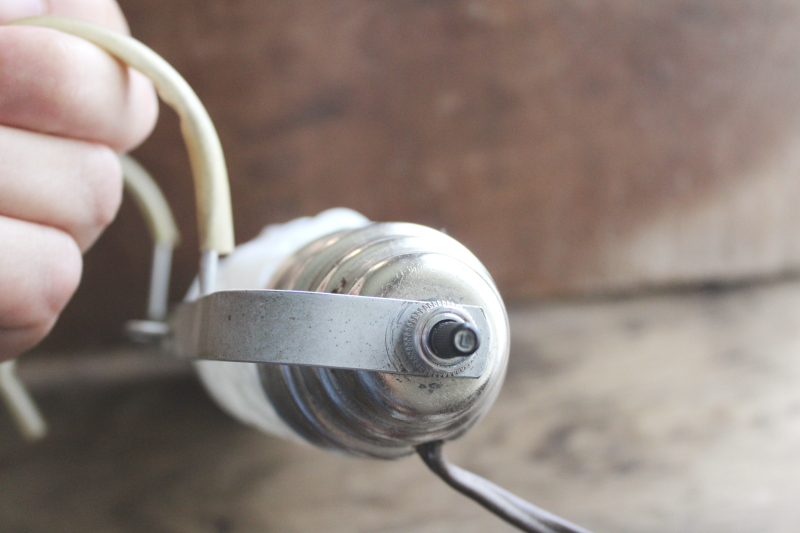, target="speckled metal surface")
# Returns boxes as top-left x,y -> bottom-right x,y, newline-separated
261,223 -> 509,458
